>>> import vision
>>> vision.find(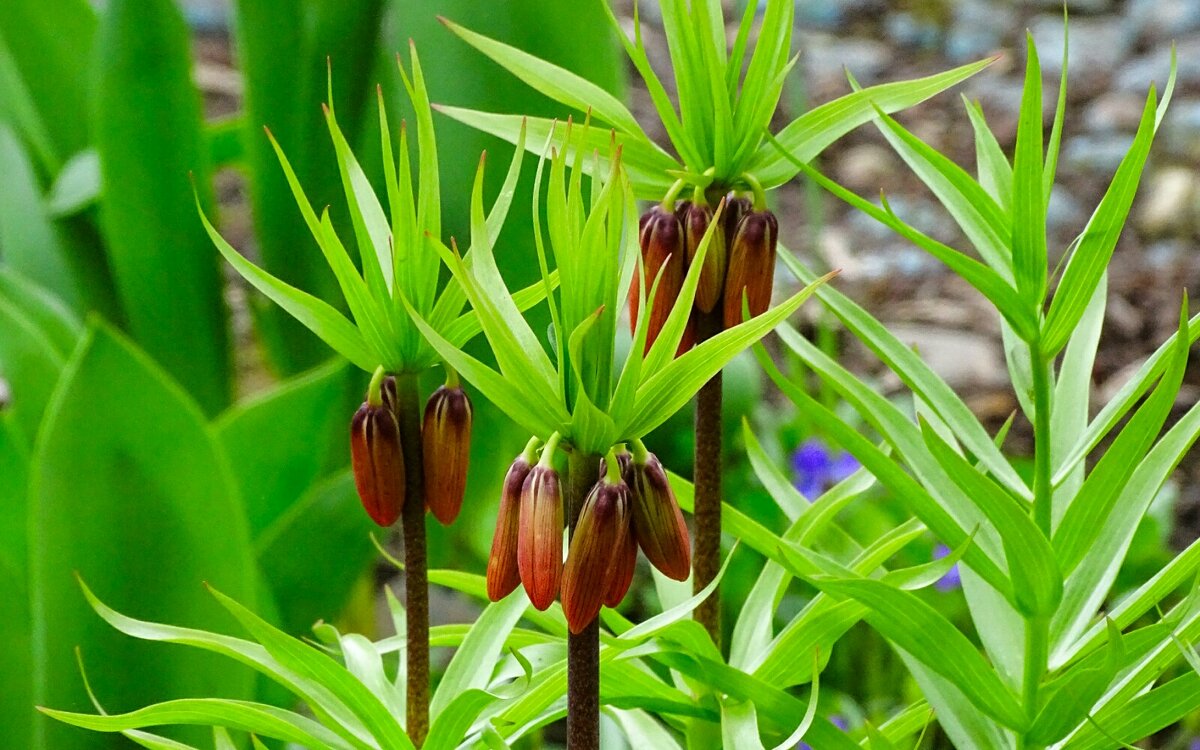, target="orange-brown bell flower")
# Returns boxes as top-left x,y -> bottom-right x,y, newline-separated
350,372 -> 405,527
723,206 -> 778,330
626,442 -> 690,581
630,204 -> 685,354
421,375 -> 473,525
681,201 -> 727,315
487,437 -> 538,602
561,465 -> 631,634
517,435 -> 564,610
